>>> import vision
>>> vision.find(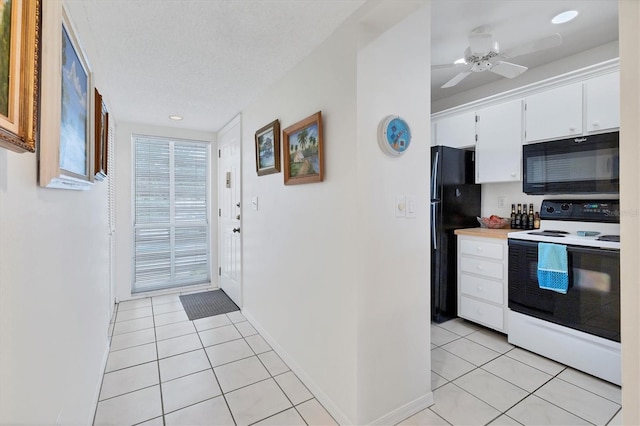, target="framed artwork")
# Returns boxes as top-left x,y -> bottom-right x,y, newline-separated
39,1 -> 93,190
254,119 -> 280,176
0,0 -> 40,153
282,111 -> 323,185
94,88 -> 108,181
